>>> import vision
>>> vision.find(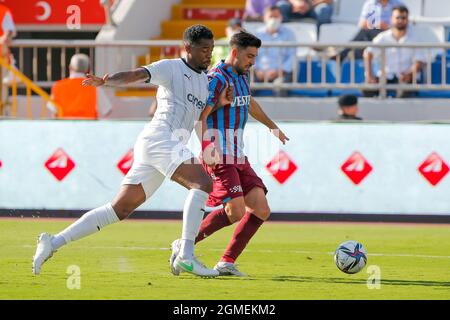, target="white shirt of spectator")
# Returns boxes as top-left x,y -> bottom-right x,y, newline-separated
366,29 -> 426,80
143,58 -> 209,134
2,12 -> 15,33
